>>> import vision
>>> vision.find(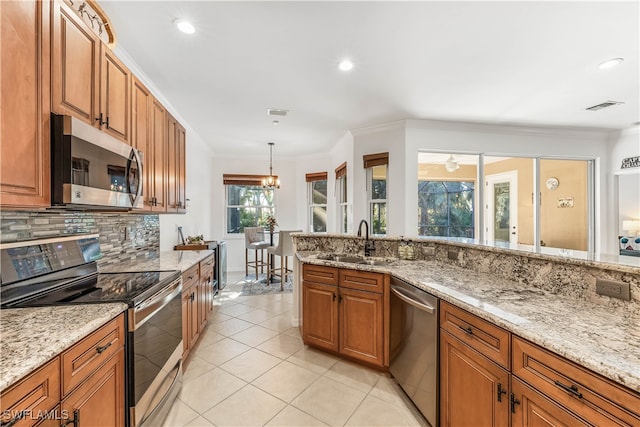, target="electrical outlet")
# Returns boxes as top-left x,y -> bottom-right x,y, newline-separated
423,247 -> 435,257
595,278 -> 630,301
448,250 -> 458,260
